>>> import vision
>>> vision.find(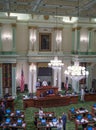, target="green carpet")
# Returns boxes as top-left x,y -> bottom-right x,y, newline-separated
14,92 -> 96,130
